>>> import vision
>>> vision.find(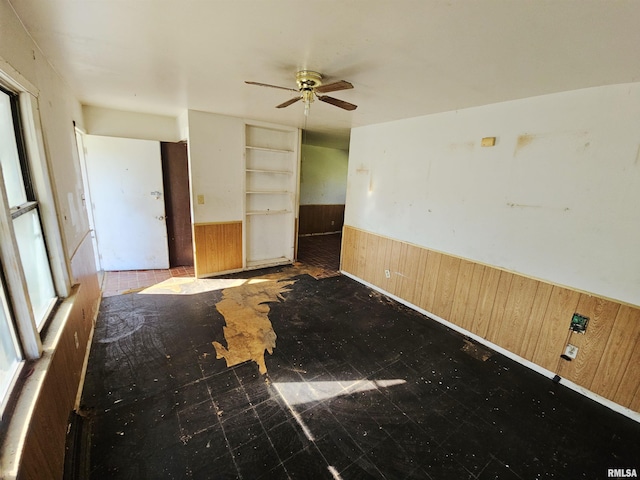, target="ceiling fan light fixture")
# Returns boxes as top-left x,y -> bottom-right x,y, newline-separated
246,70 -> 357,112
295,70 -> 323,90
